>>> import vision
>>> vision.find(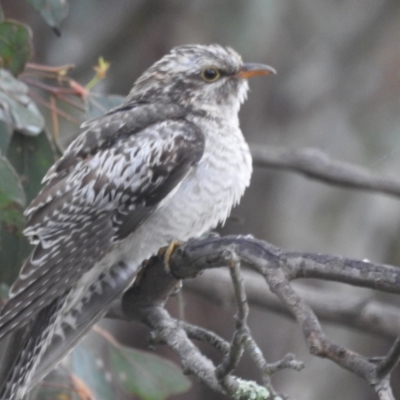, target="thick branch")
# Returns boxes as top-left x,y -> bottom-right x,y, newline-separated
251,146 -> 400,198
169,235 -> 400,294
